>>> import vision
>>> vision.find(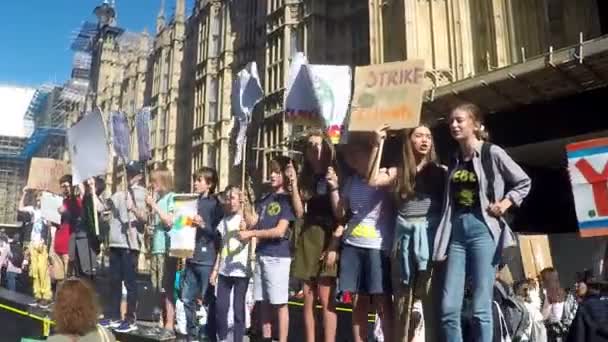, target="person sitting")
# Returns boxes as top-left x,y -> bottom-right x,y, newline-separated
48,278 -> 115,341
